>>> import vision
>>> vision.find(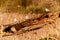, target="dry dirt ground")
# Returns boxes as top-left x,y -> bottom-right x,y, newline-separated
0,12 -> 41,25
0,11 -> 60,40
